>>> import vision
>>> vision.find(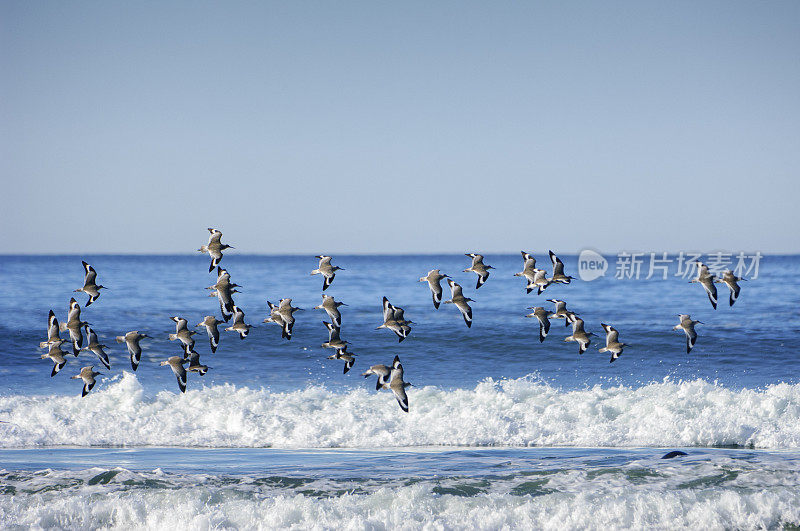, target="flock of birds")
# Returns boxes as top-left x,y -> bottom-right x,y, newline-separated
37,229 -> 746,412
